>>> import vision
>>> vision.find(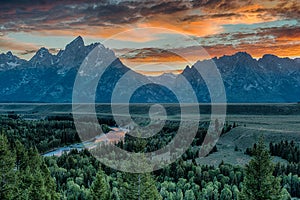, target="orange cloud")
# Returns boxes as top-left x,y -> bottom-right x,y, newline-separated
205,44 -> 300,59
0,0 -> 298,63
118,48 -> 187,62
116,40 -> 300,76
135,69 -> 183,76
0,36 -> 39,53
